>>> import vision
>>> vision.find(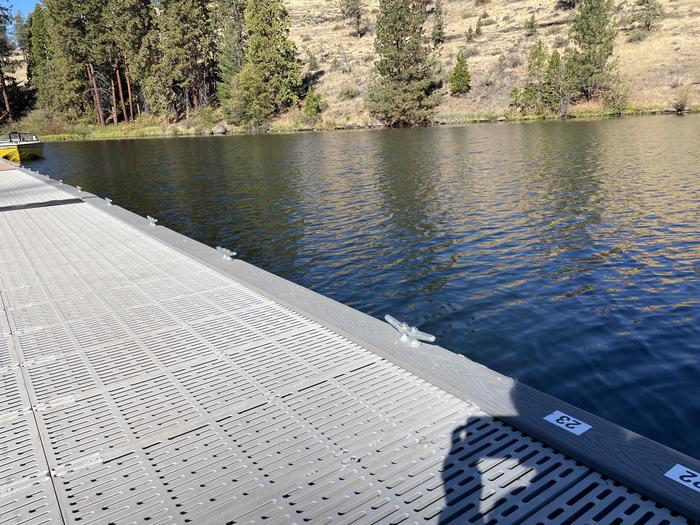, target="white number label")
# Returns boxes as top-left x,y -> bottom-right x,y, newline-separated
665,464 -> 700,494
544,410 -> 591,436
